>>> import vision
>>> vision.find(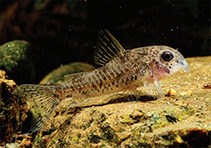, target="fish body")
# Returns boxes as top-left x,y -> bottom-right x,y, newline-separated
56,50 -> 146,99
13,30 -> 189,132
55,45 -> 188,99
